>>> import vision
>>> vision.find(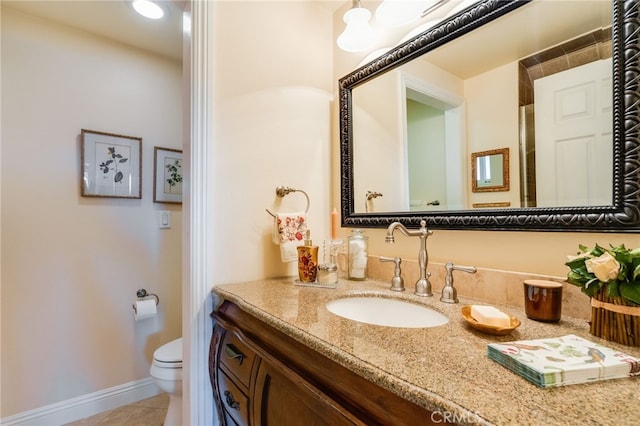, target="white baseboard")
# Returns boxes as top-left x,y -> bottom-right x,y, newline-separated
0,377 -> 160,426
